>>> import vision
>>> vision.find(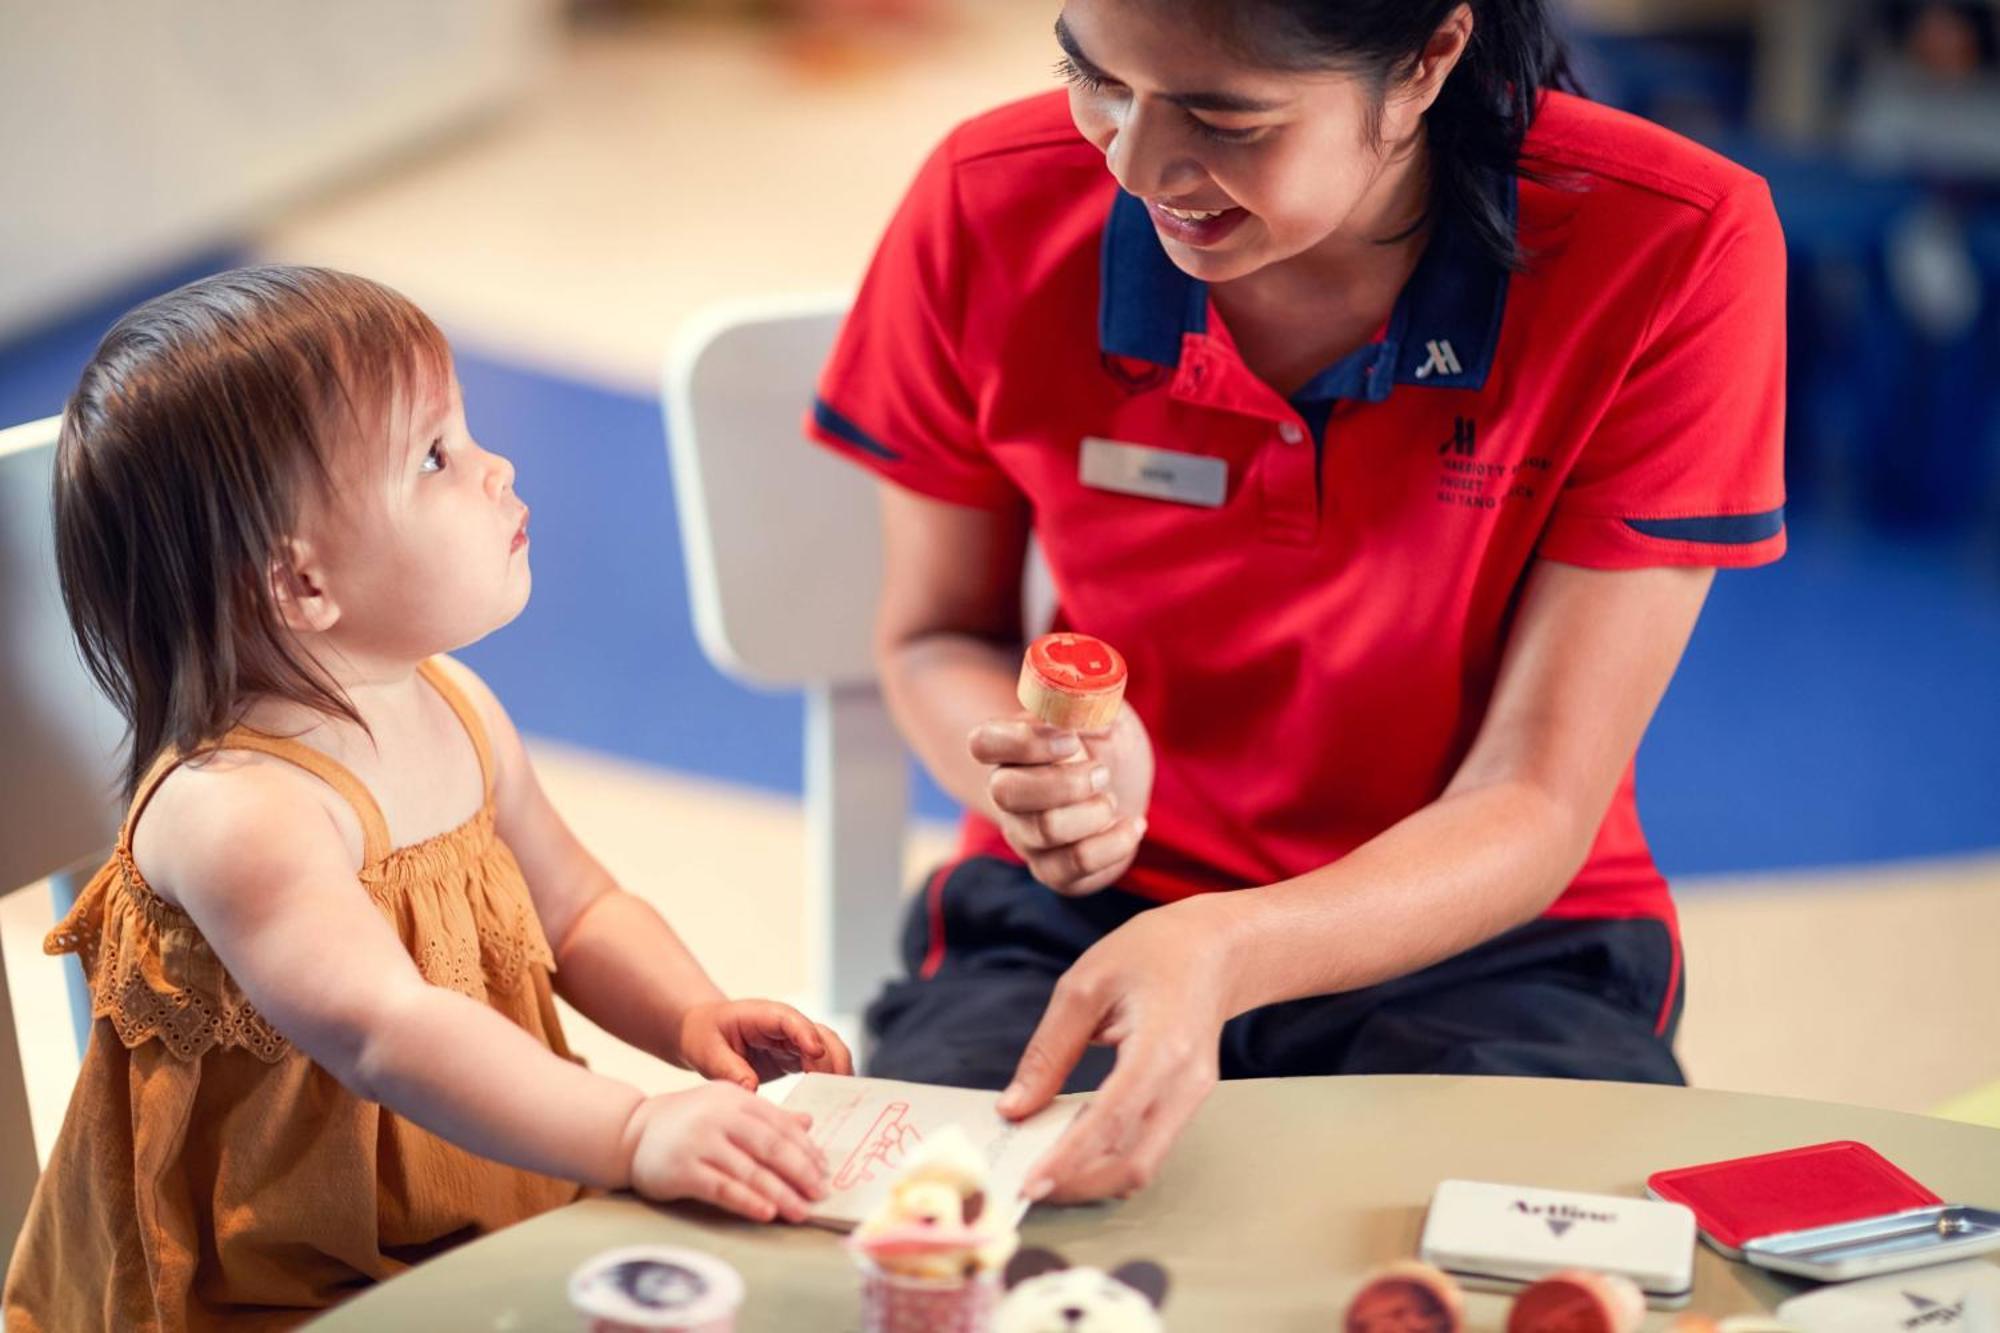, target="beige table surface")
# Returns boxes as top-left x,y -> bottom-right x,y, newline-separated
313,1075 -> 2000,1332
